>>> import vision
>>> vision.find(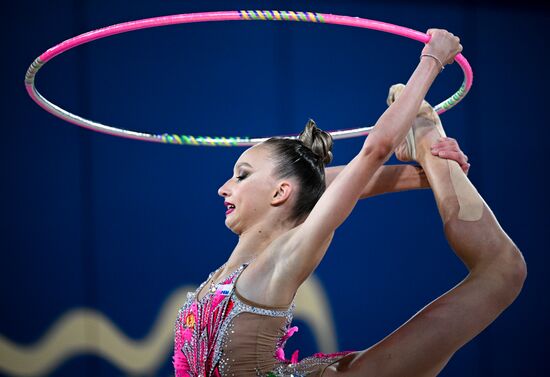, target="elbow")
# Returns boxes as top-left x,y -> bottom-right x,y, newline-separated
361,139 -> 393,163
